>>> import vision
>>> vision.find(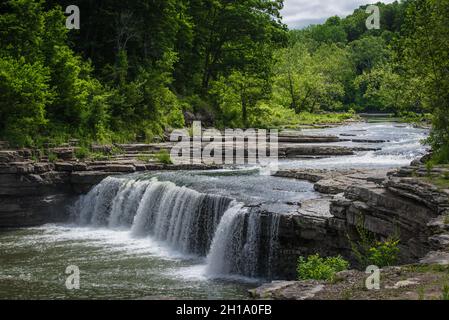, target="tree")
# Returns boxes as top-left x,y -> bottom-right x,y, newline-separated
350,36 -> 390,74
0,56 -> 51,146
211,71 -> 269,128
401,0 -> 449,162
272,42 -> 353,113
